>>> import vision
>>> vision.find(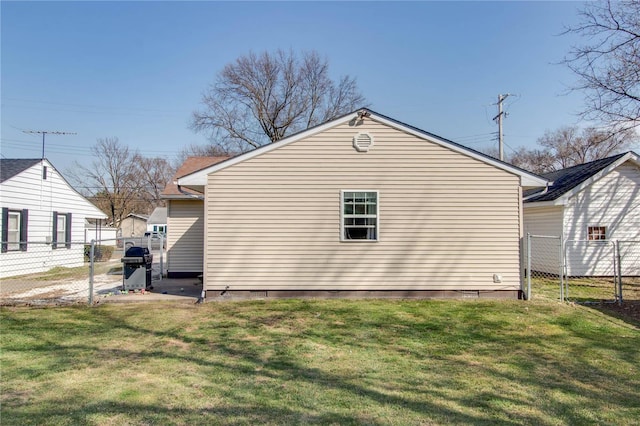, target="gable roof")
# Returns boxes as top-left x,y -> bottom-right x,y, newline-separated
161,156 -> 229,198
1,158 -> 41,183
1,158 -> 107,219
147,207 -> 167,224
177,108 -> 548,189
125,213 -> 149,221
524,151 -> 639,204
